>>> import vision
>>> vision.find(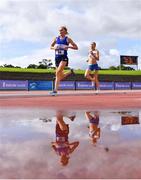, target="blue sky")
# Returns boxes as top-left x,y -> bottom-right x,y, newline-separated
0,0 -> 141,69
